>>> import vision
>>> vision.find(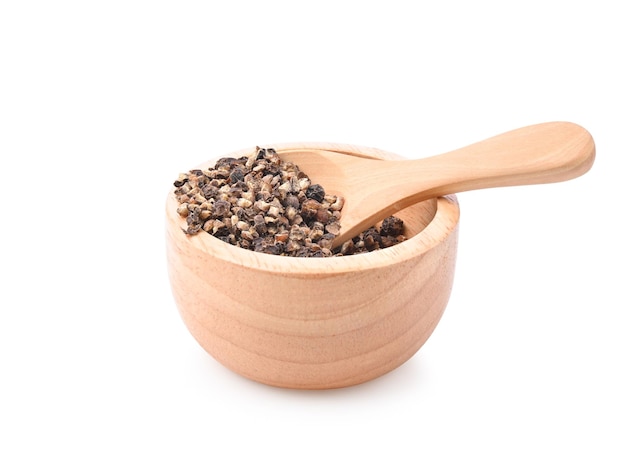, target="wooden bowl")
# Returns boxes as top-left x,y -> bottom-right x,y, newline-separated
165,143 -> 460,389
